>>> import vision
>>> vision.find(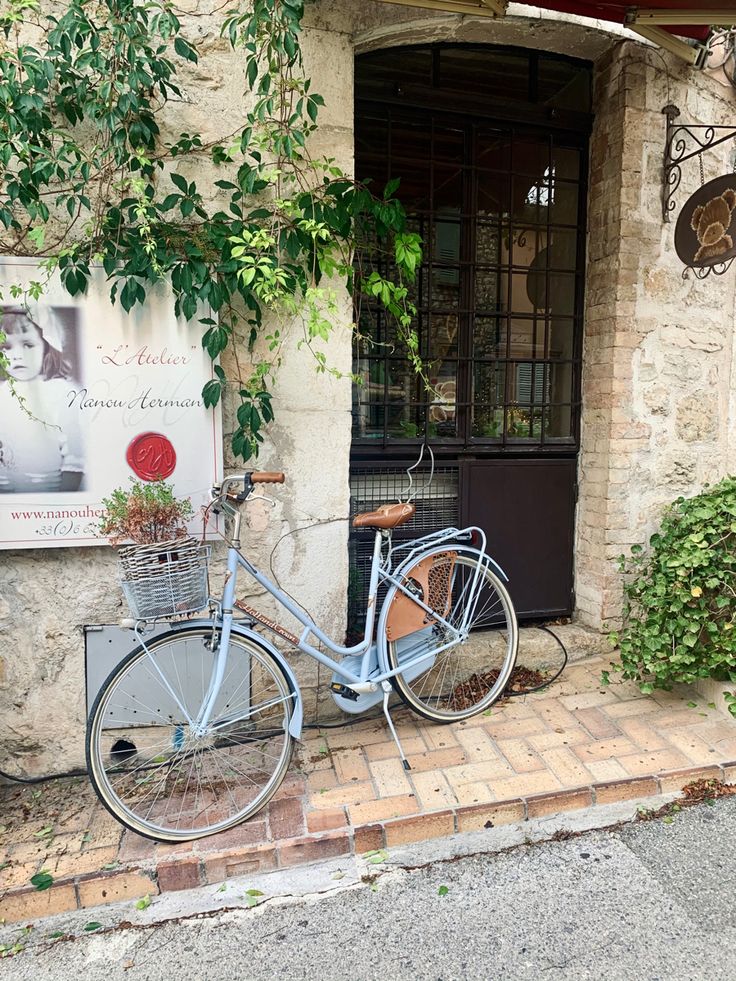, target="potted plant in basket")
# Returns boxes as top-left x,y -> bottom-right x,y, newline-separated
100,478 -> 194,545
100,479 -> 209,621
